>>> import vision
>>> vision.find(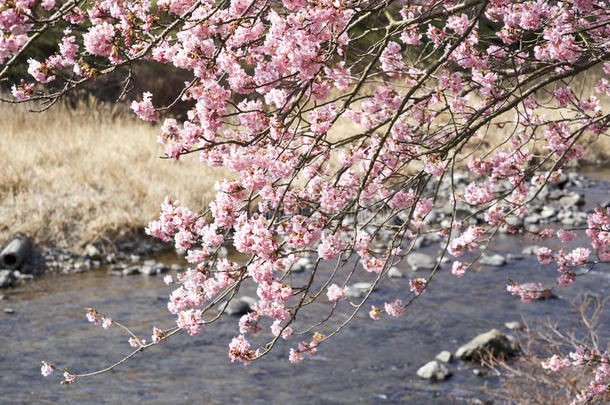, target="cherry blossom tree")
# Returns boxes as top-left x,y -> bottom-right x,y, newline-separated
2,0 -> 609,401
